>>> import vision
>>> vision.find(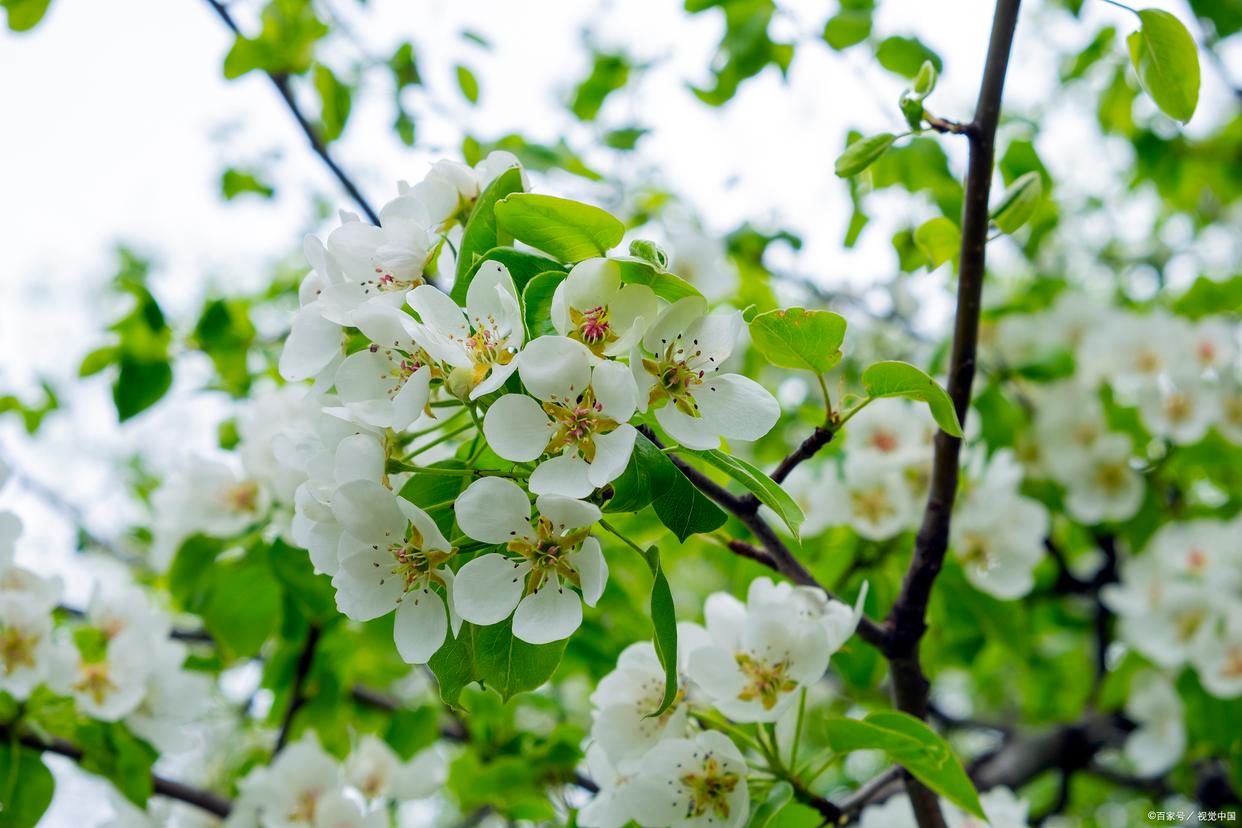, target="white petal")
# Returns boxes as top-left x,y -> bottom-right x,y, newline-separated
353,301 -> 419,350
591,360 -> 638,421
518,336 -> 593,402
685,311 -> 741,371
643,295 -> 706,354
331,480 -> 408,545
695,373 -> 781,443
535,494 -> 601,531
572,536 -> 608,607
454,477 -> 534,544
512,578 -> 583,644
397,499 -> 452,553
655,404 -> 721,450
334,434 -> 384,483
280,308 -> 342,382
528,453 -> 594,498
391,365 -> 432,431
586,426 -> 636,488
483,395 -> 553,462
563,258 -> 621,311
603,284 -> 659,357
394,589 -> 448,664
468,358 -> 520,400
466,261 -> 519,332
452,553 -> 527,626
407,284 -> 469,340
